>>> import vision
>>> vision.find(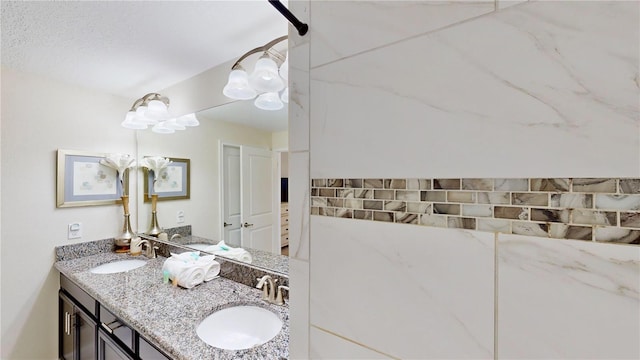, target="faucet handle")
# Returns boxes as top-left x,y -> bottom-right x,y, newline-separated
256,276 -> 272,300
140,240 -> 158,259
275,285 -> 289,305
